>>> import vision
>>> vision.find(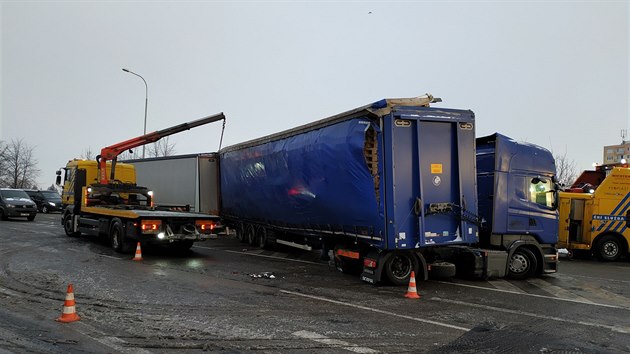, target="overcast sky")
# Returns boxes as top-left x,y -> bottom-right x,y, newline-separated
1,1 -> 628,189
